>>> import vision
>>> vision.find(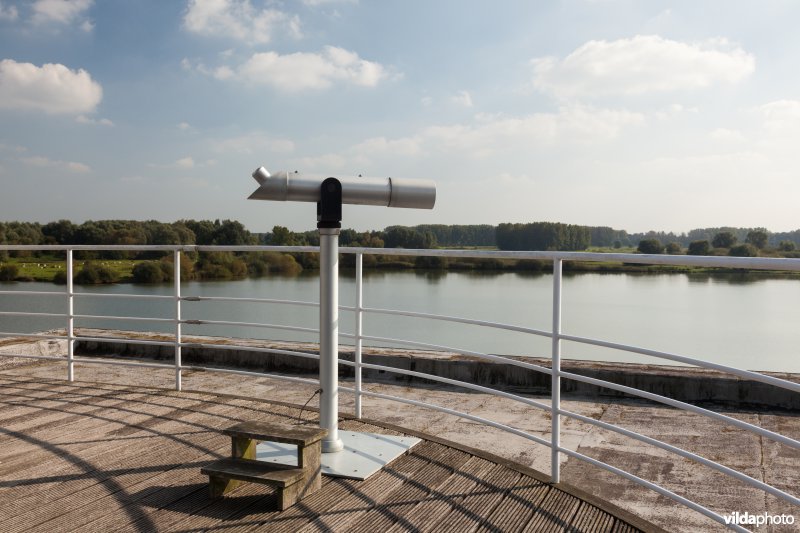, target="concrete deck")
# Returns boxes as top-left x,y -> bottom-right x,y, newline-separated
1,339 -> 798,532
